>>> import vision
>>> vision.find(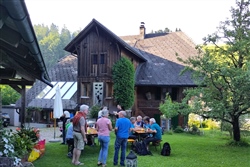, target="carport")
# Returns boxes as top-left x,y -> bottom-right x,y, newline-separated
0,0 -> 52,125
